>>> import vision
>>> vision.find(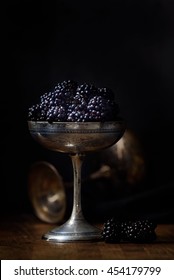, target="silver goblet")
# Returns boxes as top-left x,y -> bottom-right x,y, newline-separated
28,120 -> 126,242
